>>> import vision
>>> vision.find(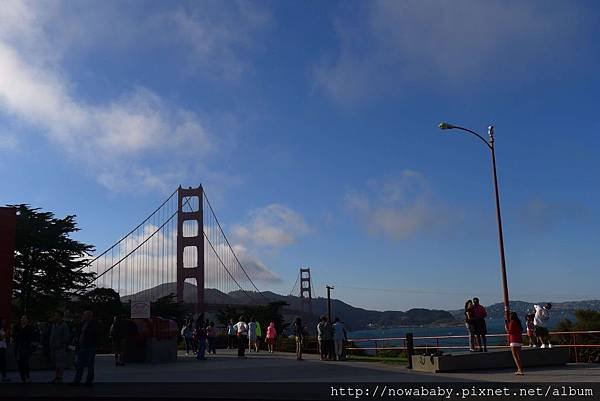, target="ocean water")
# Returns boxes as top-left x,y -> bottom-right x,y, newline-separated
348,316 -> 569,352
